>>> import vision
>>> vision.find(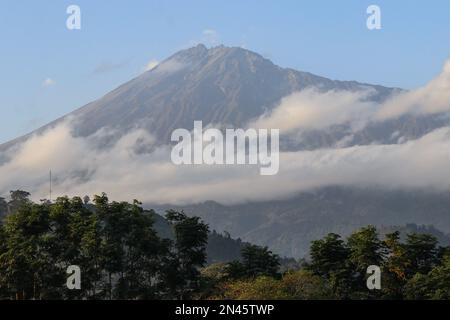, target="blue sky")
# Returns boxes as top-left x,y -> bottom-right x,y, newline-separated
1,0 -> 450,144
